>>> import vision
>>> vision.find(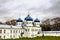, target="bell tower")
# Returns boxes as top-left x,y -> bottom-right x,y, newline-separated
16,18 -> 23,26
34,18 -> 40,27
